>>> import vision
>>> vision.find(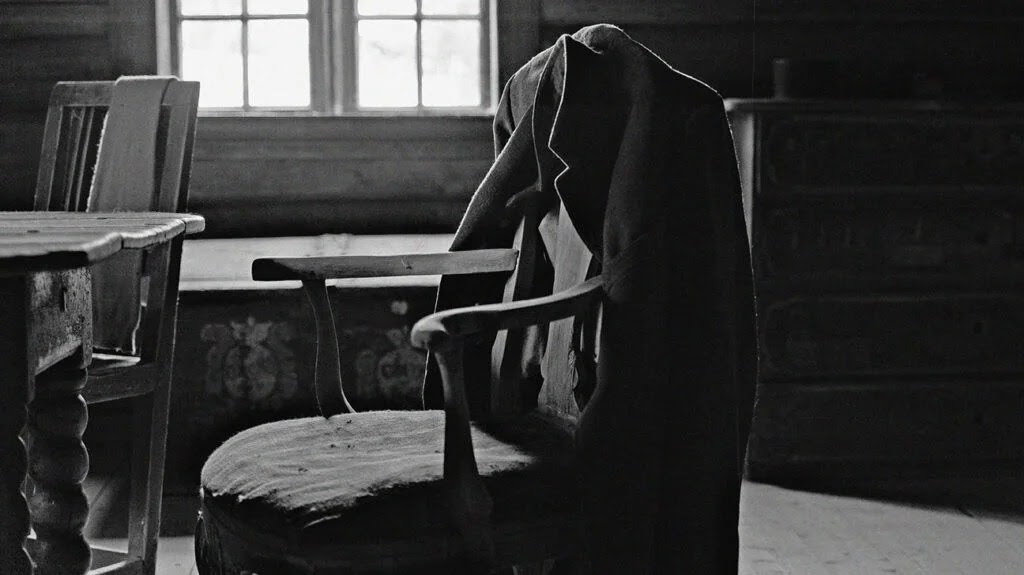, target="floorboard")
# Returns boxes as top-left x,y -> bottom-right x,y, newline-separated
79,447 -> 1024,575
739,481 -> 1024,575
